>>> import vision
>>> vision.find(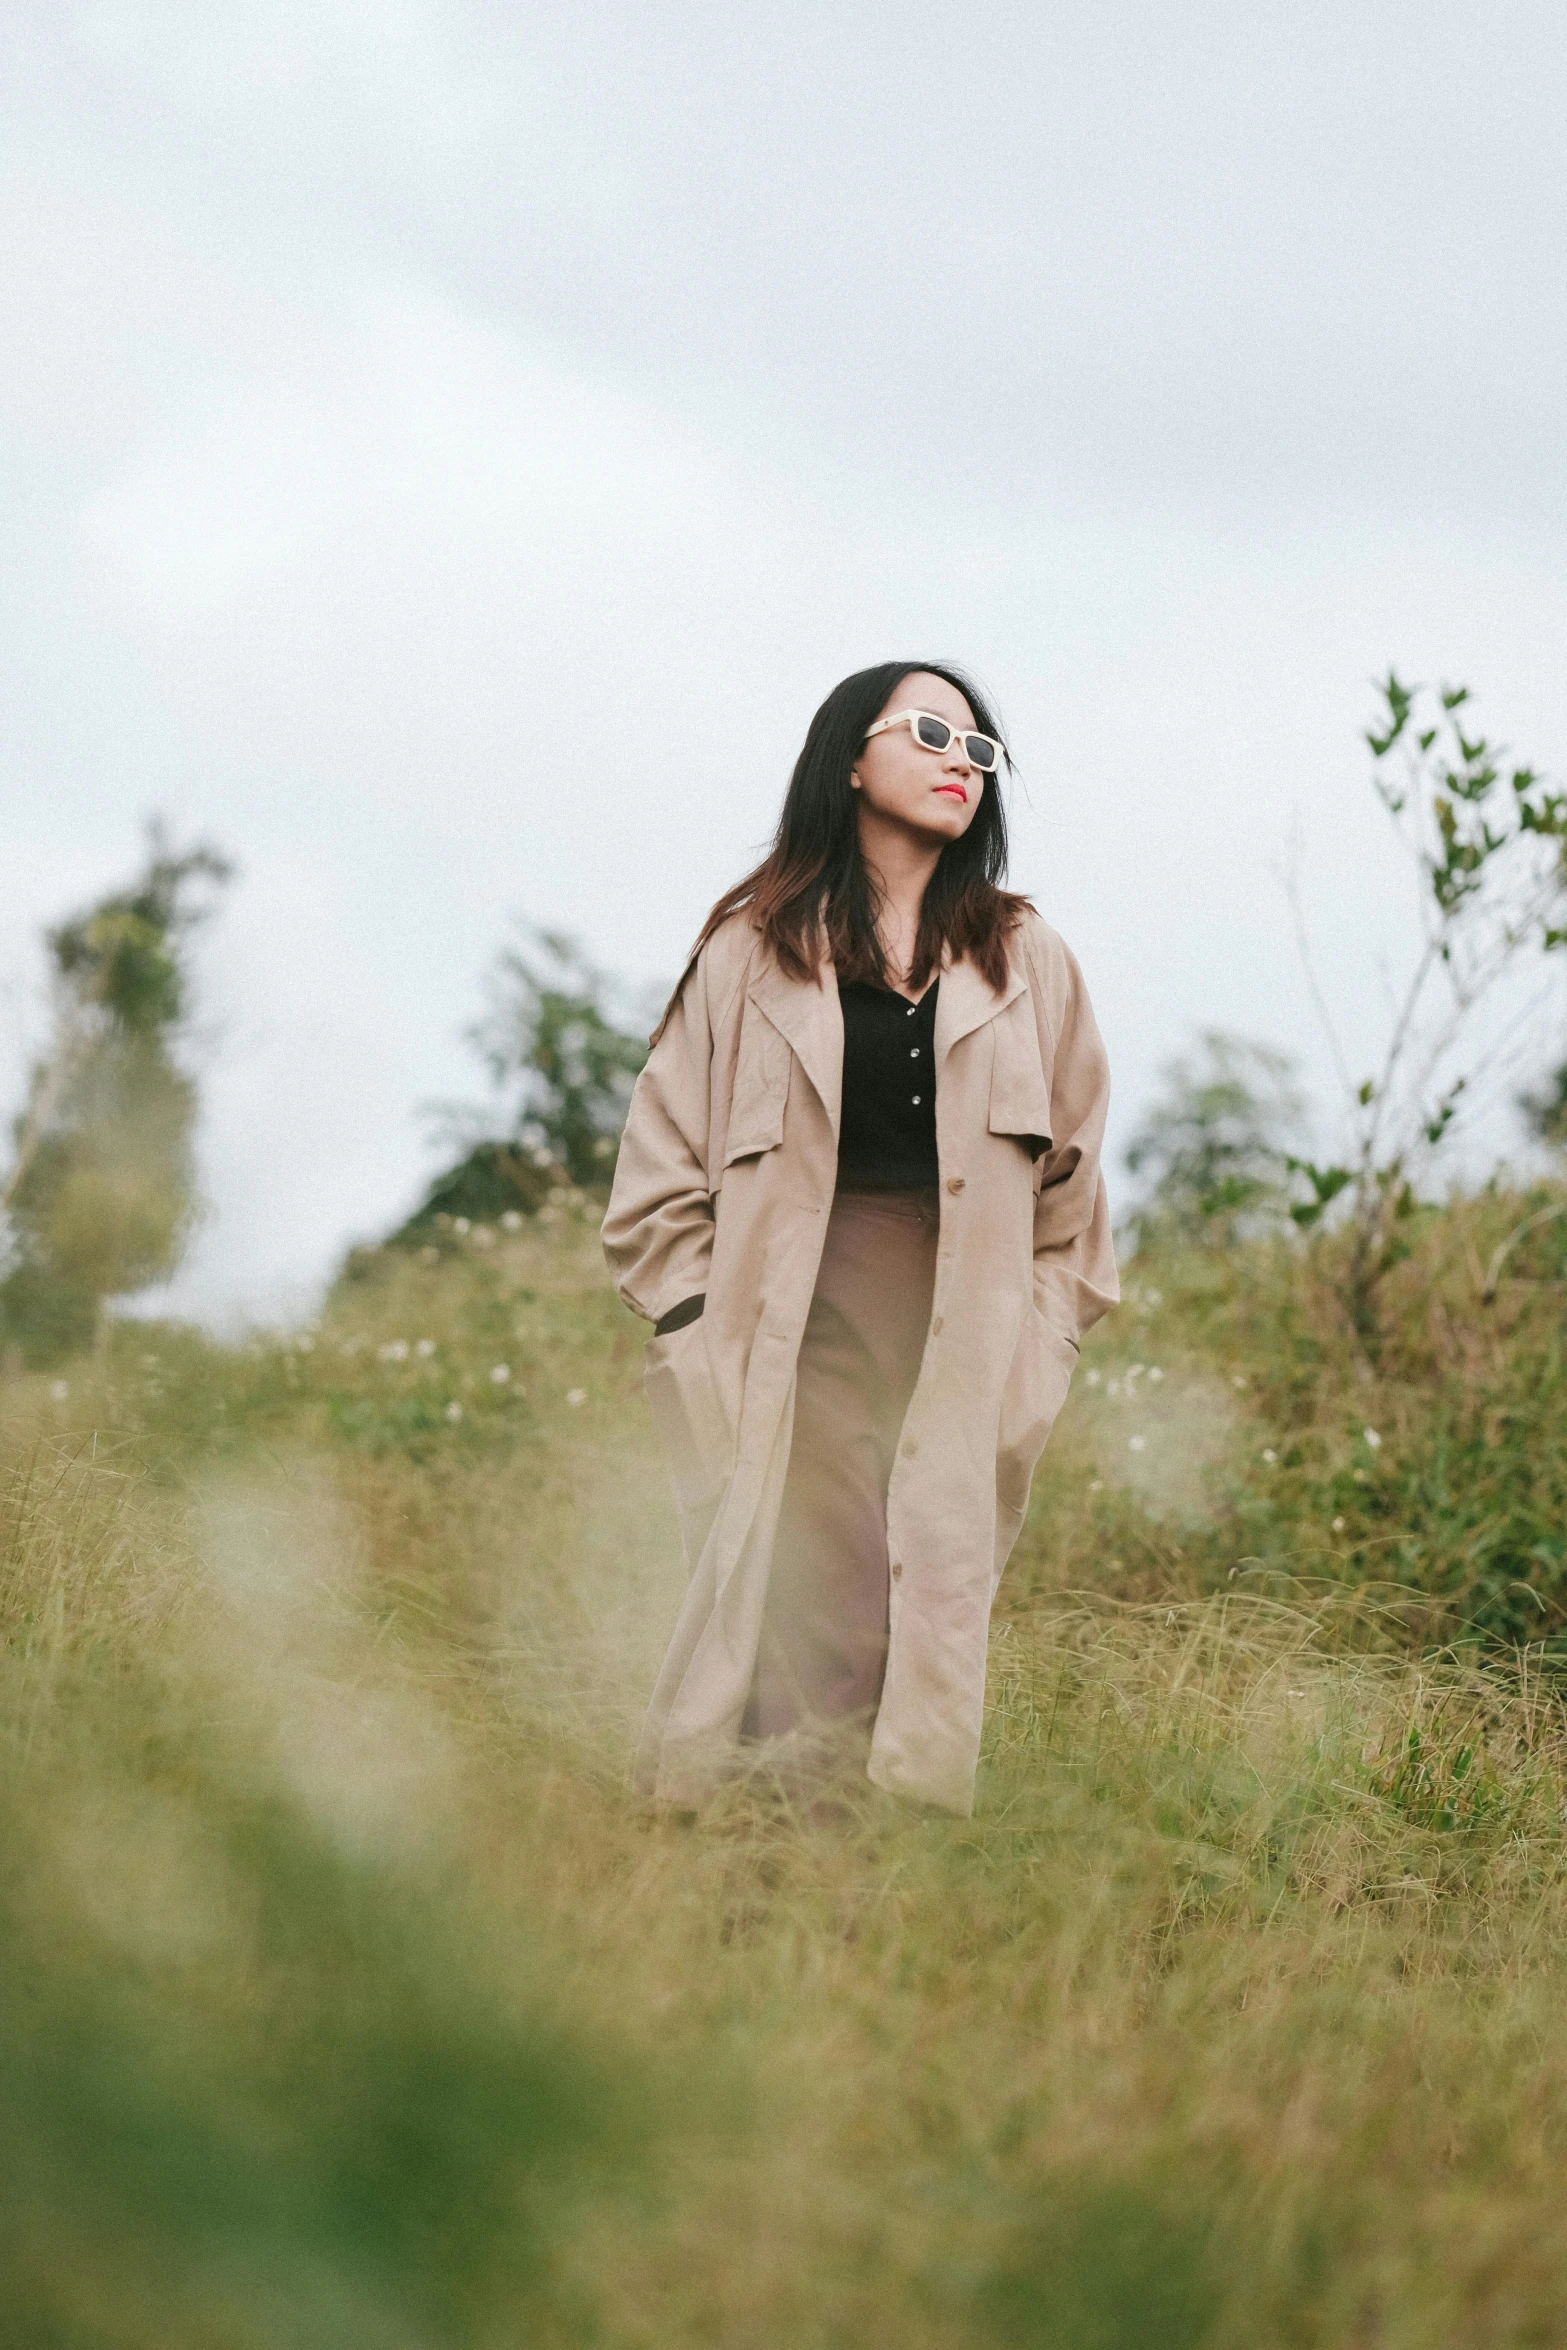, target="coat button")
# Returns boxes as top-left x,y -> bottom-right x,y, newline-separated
946,1176 -> 965,1194
930,1315 -> 944,1335
901,1439 -> 918,1458
891,1560 -> 903,1579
